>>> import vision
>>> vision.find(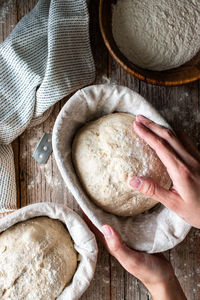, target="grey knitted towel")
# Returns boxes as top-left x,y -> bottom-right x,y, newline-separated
0,0 -> 95,212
